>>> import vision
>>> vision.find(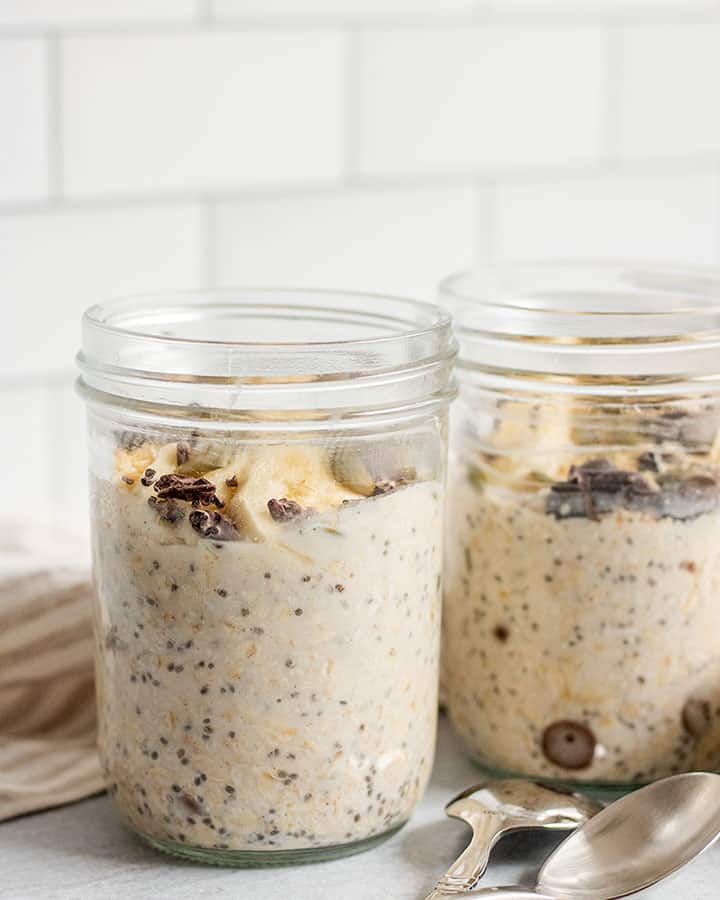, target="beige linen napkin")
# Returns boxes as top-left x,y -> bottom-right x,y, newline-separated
0,530 -> 103,822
